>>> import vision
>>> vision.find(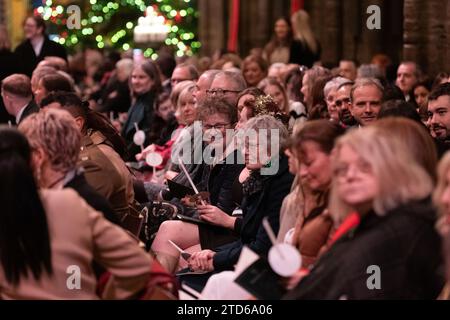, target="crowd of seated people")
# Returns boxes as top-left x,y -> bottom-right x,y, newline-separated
1,11 -> 450,301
